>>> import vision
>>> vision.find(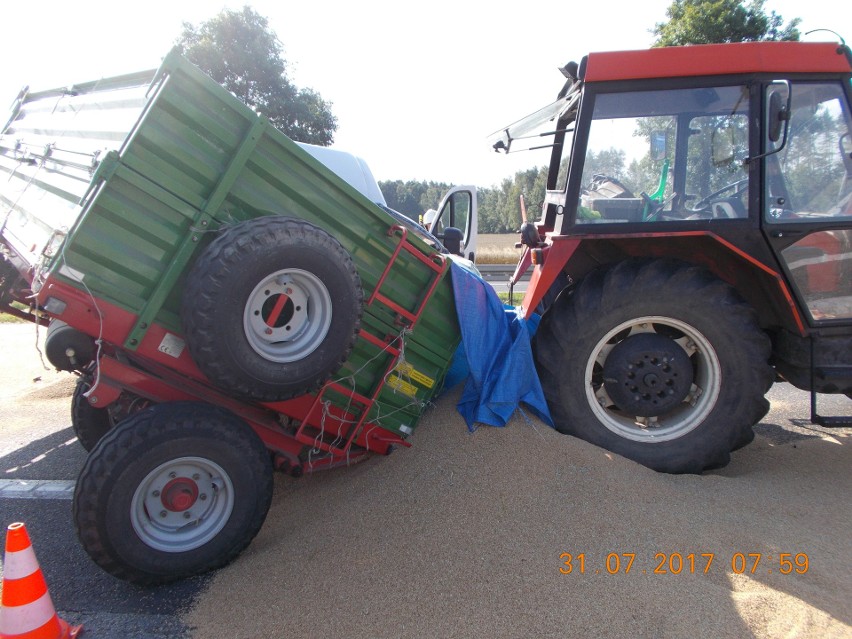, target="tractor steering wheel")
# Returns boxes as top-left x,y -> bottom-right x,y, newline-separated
689,178 -> 749,213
